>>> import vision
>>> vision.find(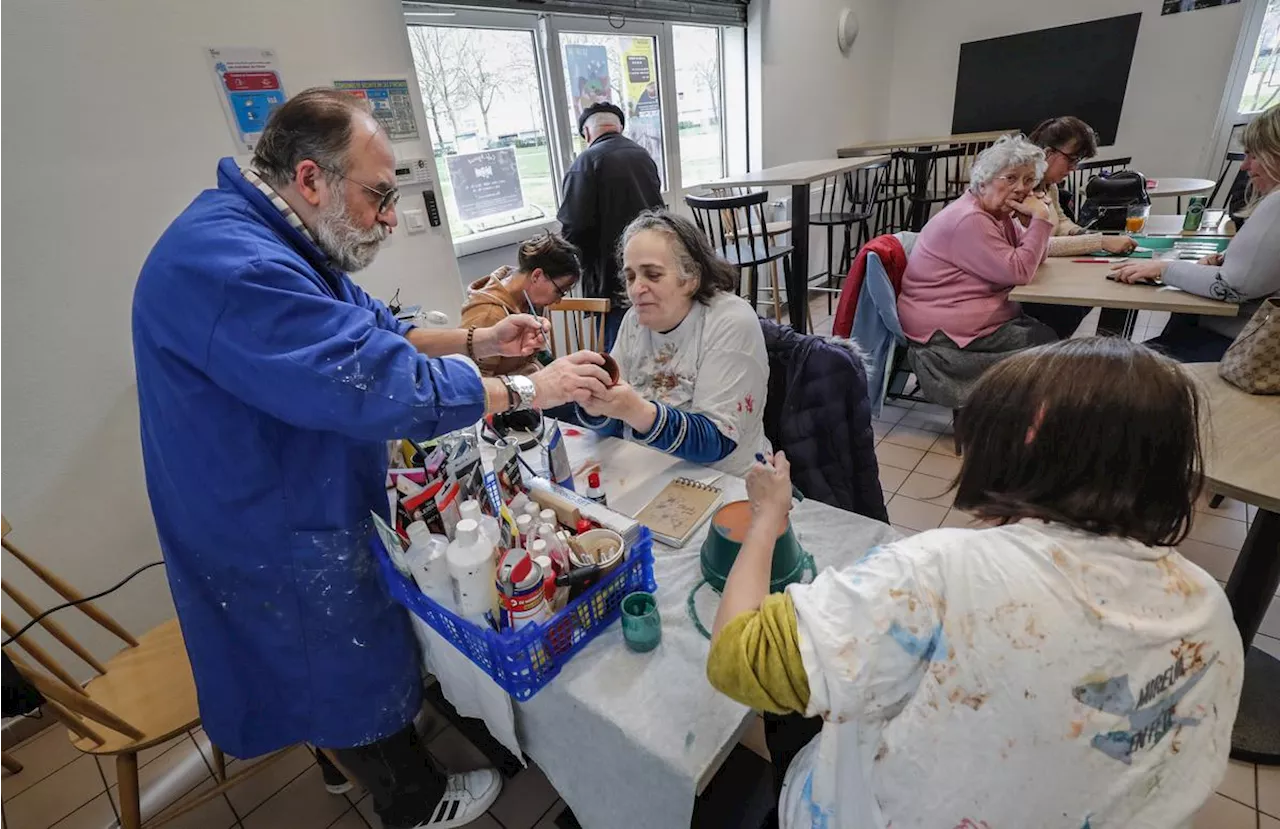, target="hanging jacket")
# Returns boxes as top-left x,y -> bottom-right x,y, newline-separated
460,267 -> 539,376
850,251 -> 909,418
832,234 -> 907,339
132,158 -> 487,758
556,132 -> 663,302
760,321 -> 888,523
